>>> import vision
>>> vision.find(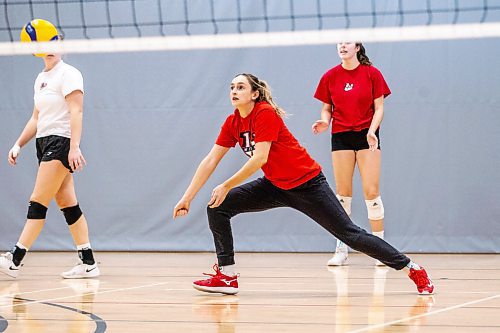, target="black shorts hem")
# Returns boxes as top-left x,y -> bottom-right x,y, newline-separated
331,128 -> 380,152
